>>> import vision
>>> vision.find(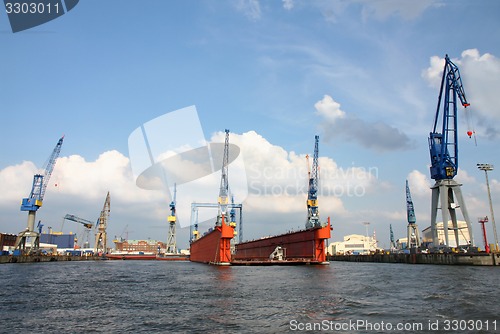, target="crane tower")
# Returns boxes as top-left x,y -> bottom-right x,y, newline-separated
15,136 -> 64,253
94,191 -> 110,254
306,135 -> 320,229
406,180 -> 421,249
166,184 -> 177,254
428,55 -> 474,248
